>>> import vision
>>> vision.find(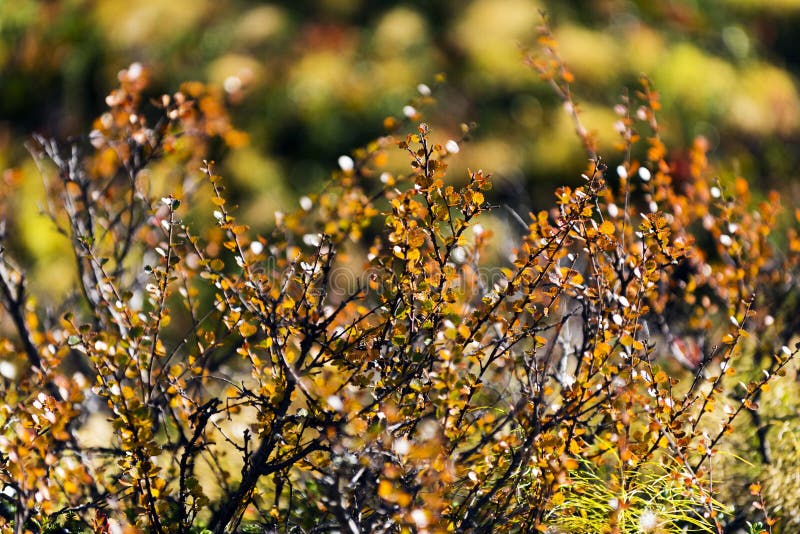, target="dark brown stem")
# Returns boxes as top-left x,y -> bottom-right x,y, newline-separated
0,260 -> 41,370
